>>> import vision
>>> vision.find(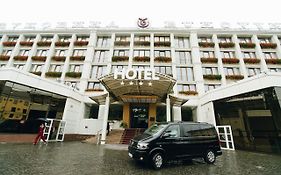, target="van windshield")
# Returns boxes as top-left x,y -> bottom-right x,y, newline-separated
144,123 -> 168,136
